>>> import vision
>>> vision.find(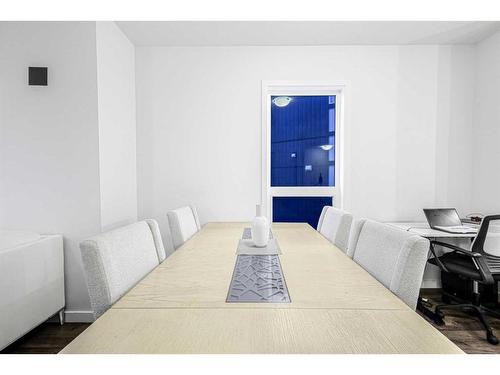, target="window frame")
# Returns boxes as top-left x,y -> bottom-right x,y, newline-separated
261,81 -> 345,221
